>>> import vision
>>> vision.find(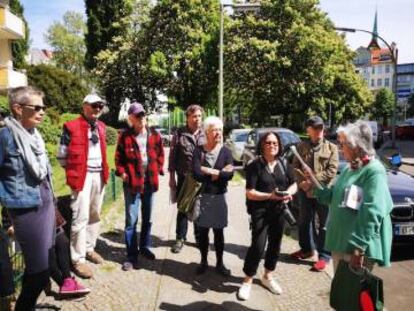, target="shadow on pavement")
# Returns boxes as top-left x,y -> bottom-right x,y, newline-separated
159,301 -> 262,311
278,253 -> 314,267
